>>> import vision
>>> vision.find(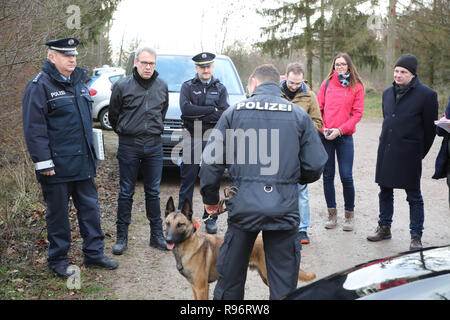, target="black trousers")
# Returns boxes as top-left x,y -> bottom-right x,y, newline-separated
41,178 -> 105,268
213,224 -> 301,300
